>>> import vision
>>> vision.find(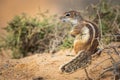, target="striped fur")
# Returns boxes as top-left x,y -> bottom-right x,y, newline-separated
60,11 -> 101,73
